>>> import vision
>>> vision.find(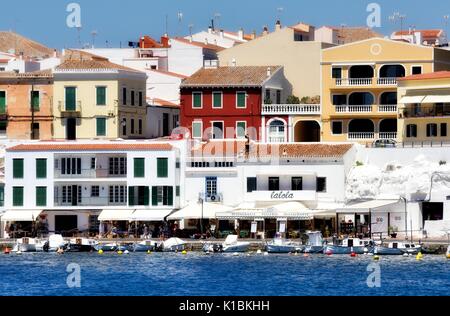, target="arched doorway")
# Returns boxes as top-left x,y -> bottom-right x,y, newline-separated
267,119 -> 286,143
294,120 -> 320,142
349,65 -> 374,78
379,64 -> 405,78
379,119 -> 397,139
348,119 -> 374,140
